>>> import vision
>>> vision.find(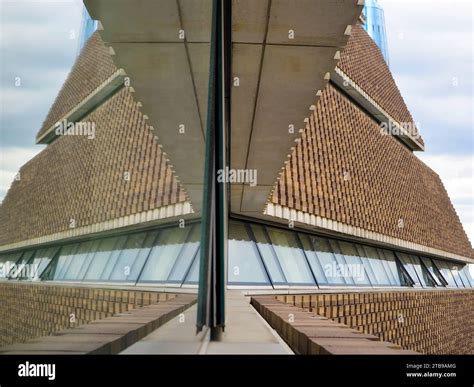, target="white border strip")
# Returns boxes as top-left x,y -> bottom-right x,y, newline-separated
36,68 -> 127,144
333,67 -> 425,151
265,203 -> 473,264
0,202 -> 193,252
